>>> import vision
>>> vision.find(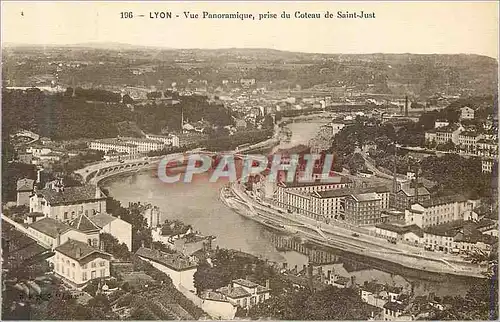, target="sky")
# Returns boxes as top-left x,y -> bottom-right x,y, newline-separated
1,1 -> 499,58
